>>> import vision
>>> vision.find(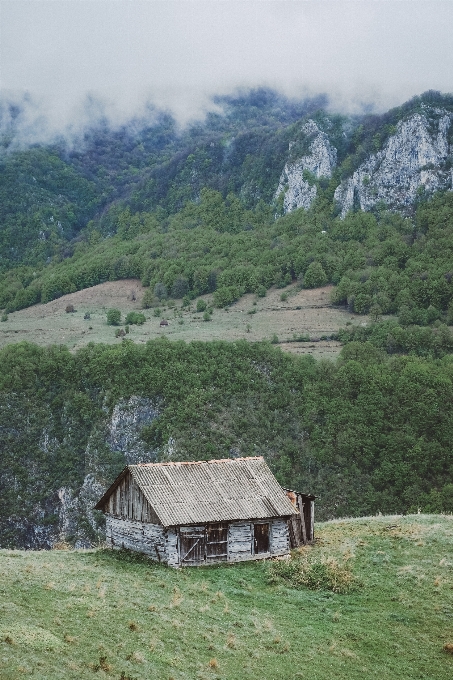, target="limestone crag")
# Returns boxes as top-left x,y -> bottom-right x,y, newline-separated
334,109 -> 453,217
107,395 -> 160,465
275,120 -> 337,213
54,395 -> 160,548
